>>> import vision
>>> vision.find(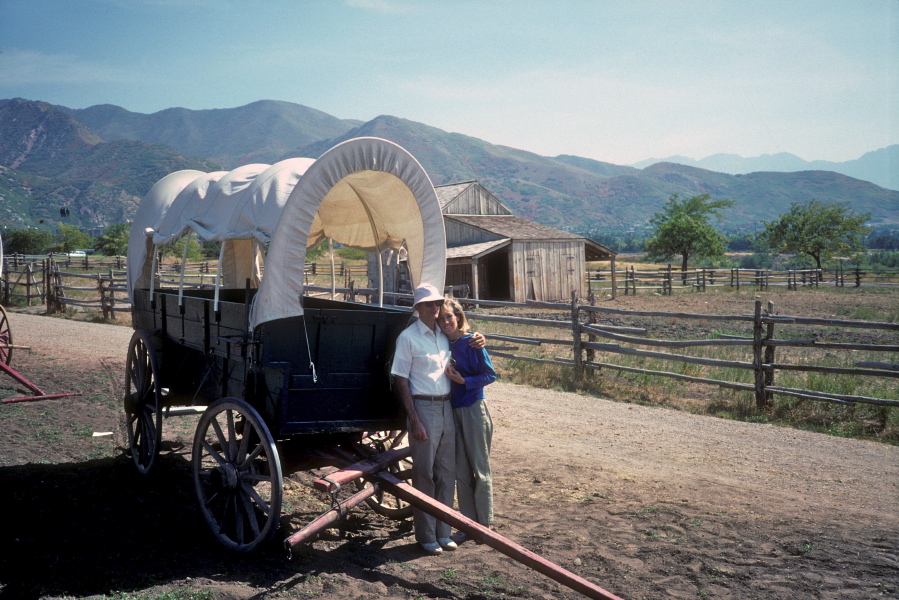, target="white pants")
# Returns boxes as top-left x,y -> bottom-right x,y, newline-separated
409,398 -> 456,543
